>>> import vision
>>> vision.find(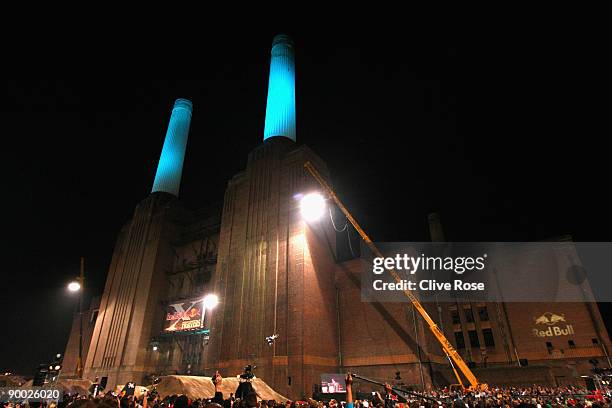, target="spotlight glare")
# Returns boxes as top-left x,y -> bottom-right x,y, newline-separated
152,346 -> 158,351
67,281 -> 81,292
202,294 -> 219,310
300,192 -> 326,222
